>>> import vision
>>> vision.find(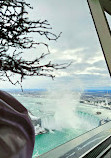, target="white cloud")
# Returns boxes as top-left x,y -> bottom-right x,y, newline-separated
86,51 -> 104,64
49,47 -> 87,63
45,47 -> 109,79
74,68 -> 108,77
52,71 -> 70,77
